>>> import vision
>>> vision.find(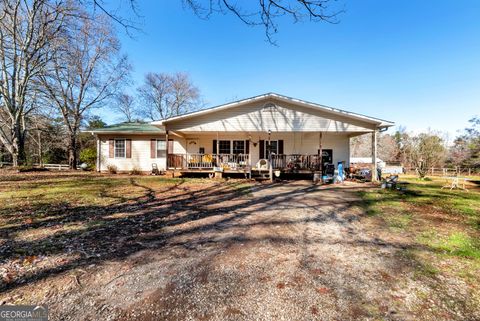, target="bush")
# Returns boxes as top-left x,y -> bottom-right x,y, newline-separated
80,148 -> 97,169
42,147 -> 67,164
107,164 -> 118,174
130,167 -> 142,175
